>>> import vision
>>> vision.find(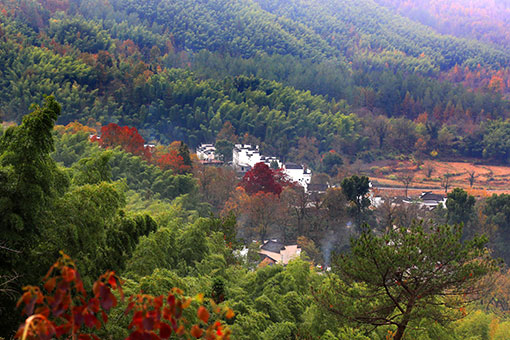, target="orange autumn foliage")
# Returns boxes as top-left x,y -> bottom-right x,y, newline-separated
90,123 -> 191,173
57,121 -> 195,175
152,144 -> 192,174
55,122 -> 97,135
156,149 -> 190,173
198,306 -> 210,324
